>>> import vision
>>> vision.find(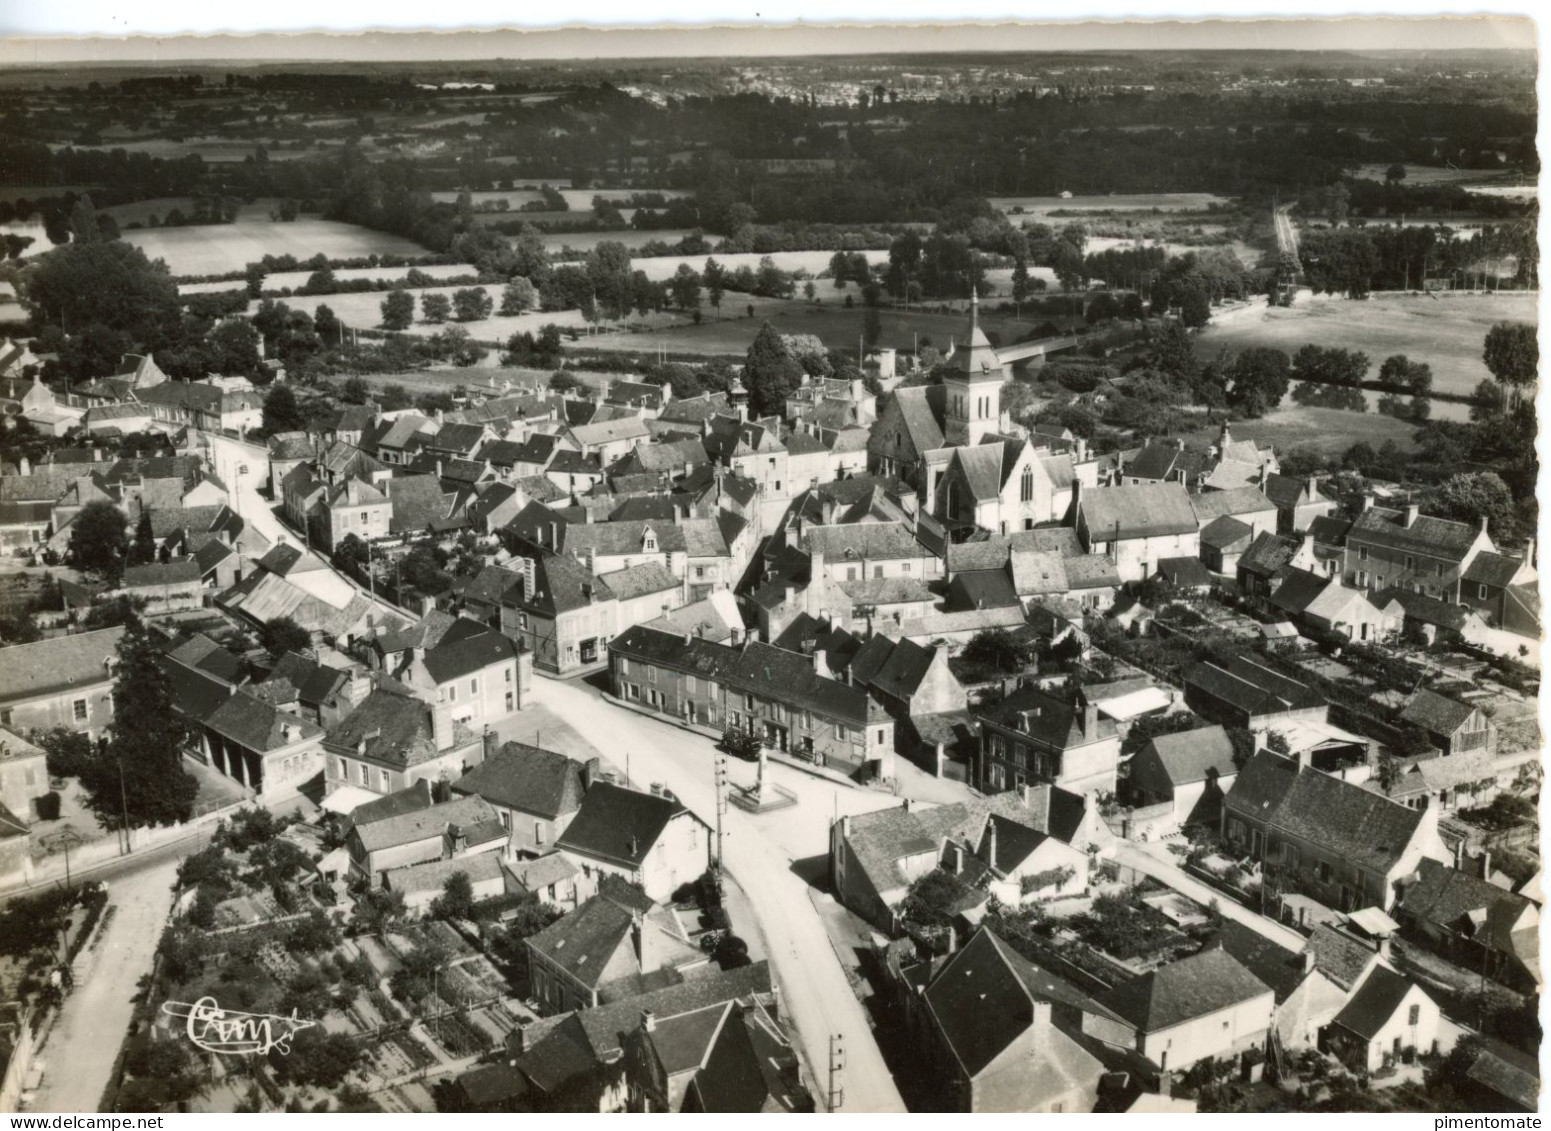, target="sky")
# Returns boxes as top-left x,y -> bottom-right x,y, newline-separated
0,9 -> 1536,65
